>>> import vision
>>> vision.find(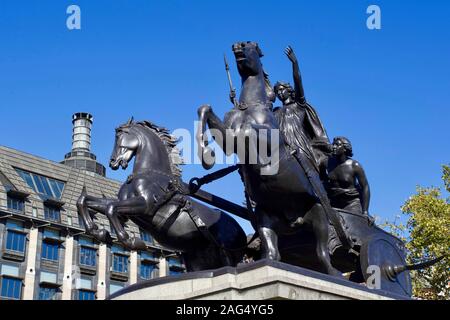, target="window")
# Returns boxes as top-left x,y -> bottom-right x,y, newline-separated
111,245 -> 128,273
44,206 -> 60,222
140,262 -> 155,280
5,221 -> 26,253
112,255 -> 128,273
80,246 -> 96,267
40,271 -> 57,283
15,168 -> 65,199
77,276 -> 95,300
7,197 -> 24,212
168,256 -> 184,276
1,277 -> 22,299
78,277 -> 92,290
38,286 -> 57,300
109,283 -> 124,295
140,229 -> 152,243
42,242 -> 58,261
78,290 -> 95,300
168,257 -> 183,268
